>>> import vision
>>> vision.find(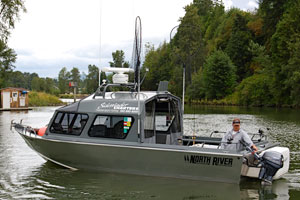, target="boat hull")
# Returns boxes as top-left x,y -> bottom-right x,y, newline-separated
20,133 -> 243,184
